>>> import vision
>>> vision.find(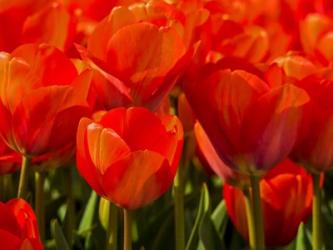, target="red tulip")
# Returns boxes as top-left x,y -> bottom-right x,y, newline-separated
83,6 -> 187,110
76,107 -> 183,209
264,54 -> 333,172
291,72 -> 333,172
224,159 -> 313,247
0,43 -> 91,156
184,63 -> 309,175
0,198 -> 43,250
